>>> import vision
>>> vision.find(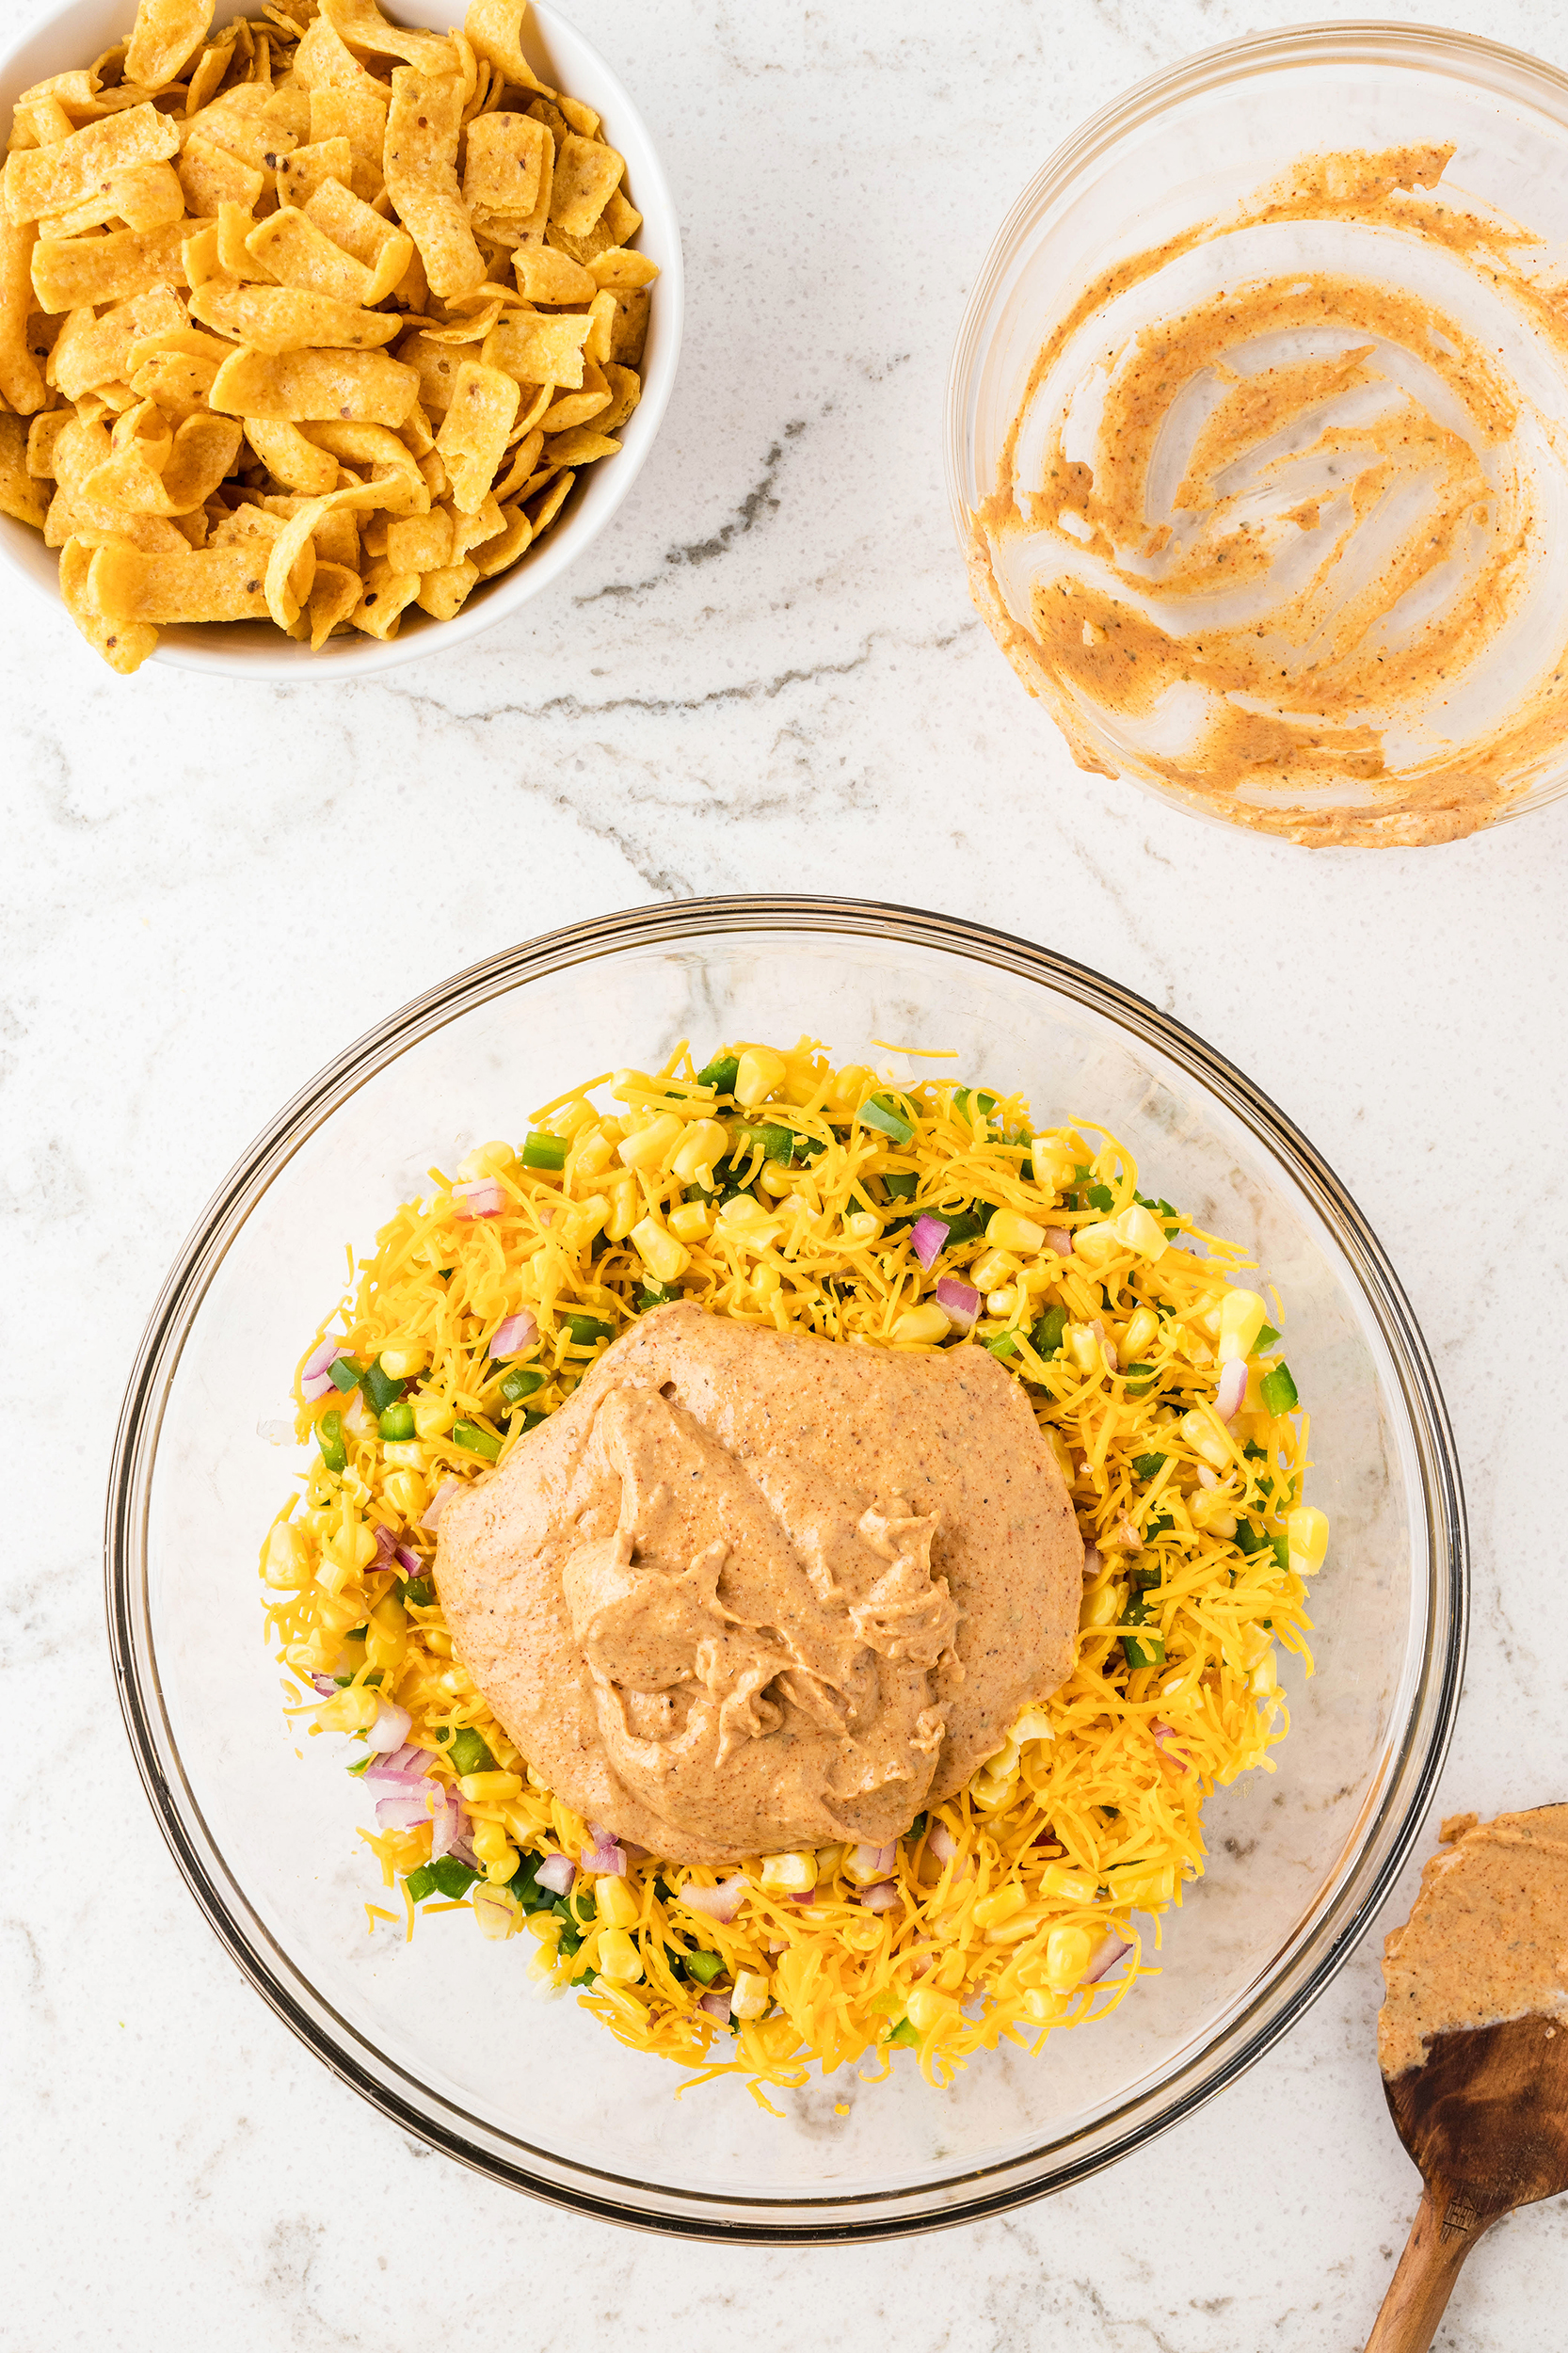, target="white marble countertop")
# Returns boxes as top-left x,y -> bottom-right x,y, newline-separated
6,0 -> 1568,2342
